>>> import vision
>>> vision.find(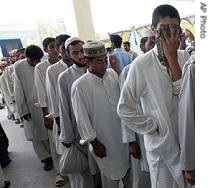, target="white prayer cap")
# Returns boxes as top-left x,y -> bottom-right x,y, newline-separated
83,41 -> 107,57
65,37 -> 83,50
140,28 -> 155,38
